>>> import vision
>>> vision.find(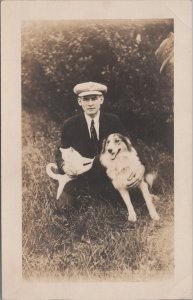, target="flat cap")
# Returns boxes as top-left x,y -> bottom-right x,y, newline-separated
73,82 -> 107,97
